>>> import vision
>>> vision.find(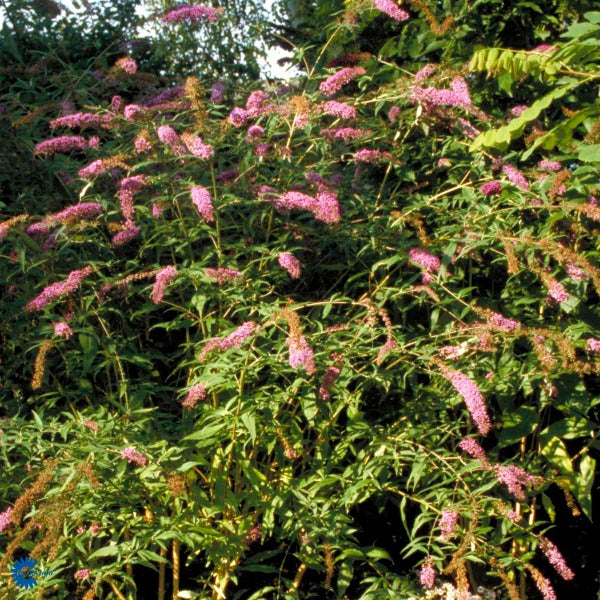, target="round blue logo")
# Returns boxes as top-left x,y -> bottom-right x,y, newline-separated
10,556 -> 38,589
